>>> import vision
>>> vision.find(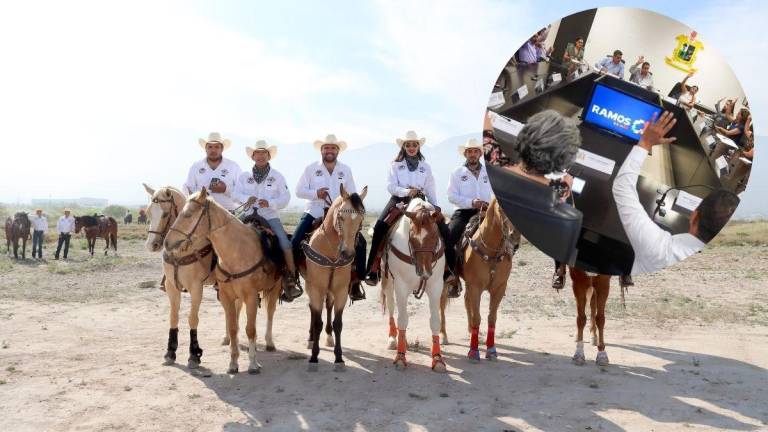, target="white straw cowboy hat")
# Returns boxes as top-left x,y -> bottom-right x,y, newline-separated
458,138 -> 483,156
313,134 -> 348,152
198,132 -> 231,150
395,130 -> 426,147
245,140 -> 277,160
